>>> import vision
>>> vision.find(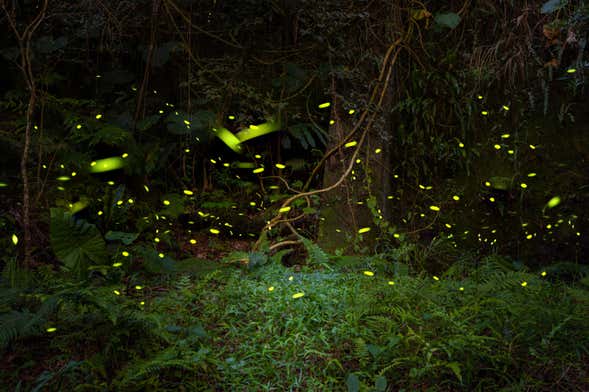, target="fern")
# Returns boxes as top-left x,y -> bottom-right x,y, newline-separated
50,208 -> 108,278
117,345 -> 210,387
299,236 -> 329,266
0,295 -> 59,351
